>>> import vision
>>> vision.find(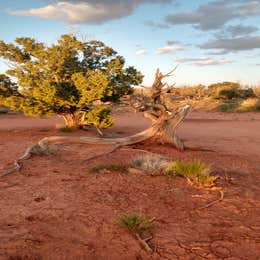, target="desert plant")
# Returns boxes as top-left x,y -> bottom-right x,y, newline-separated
253,86 -> 260,98
30,144 -> 59,156
218,101 -> 240,112
119,213 -> 153,236
0,35 -> 143,128
166,160 -> 217,186
131,154 -> 168,174
238,98 -> 260,112
89,163 -> 129,173
208,82 -> 241,100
